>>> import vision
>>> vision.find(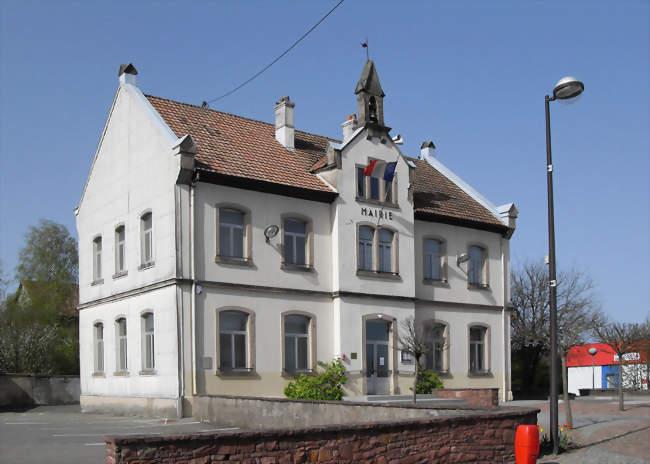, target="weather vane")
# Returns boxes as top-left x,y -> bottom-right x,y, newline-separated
361,39 -> 369,61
